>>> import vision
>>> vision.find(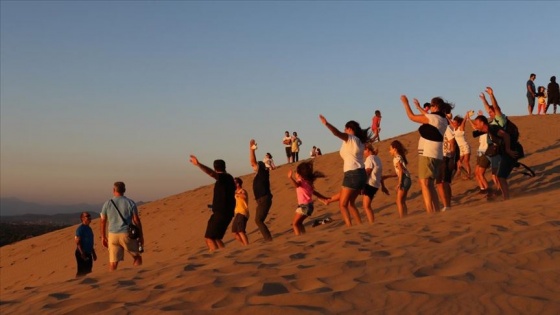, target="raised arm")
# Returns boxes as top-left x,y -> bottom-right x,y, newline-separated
189,155 -> 218,179
319,115 -> 348,141
401,95 -> 429,124
414,98 -> 428,116
287,170 -> 300,188
485,87 -> 503,117
249,139 -> 258,170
